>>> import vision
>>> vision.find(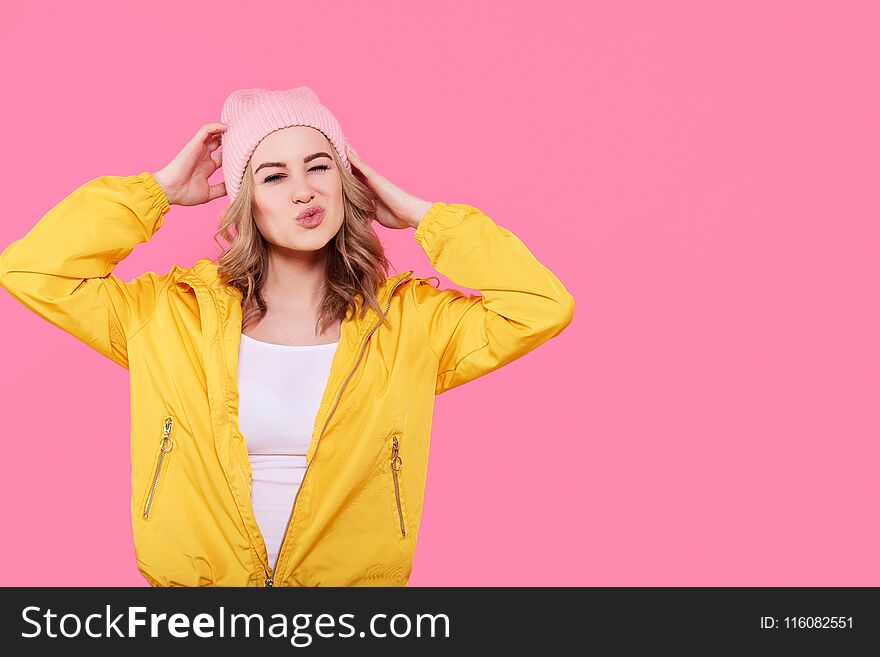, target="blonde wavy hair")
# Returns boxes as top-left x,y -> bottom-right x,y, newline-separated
212,147 -> 394,335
